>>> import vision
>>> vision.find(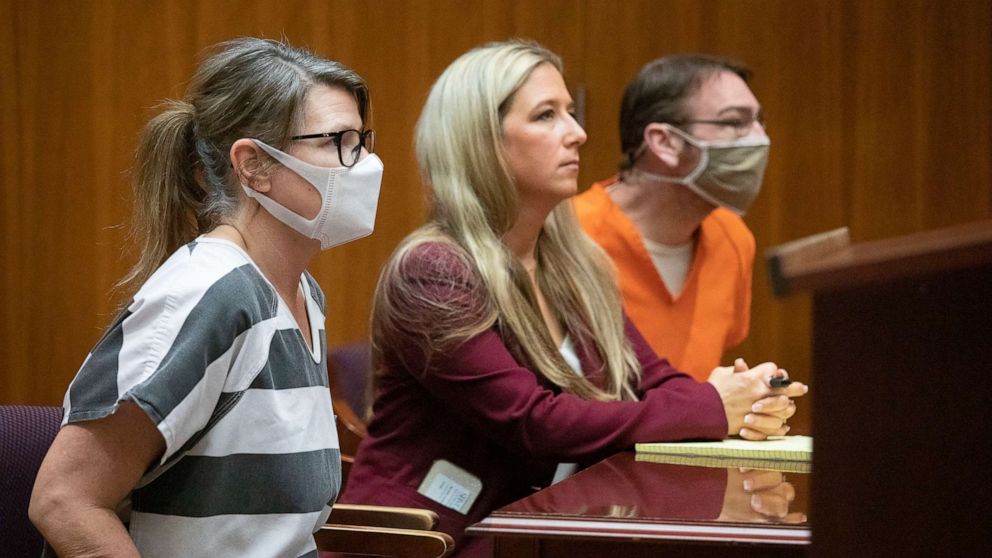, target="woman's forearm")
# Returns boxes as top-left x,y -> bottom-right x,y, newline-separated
32,500 -> 140,558
30,402 -> 166,558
